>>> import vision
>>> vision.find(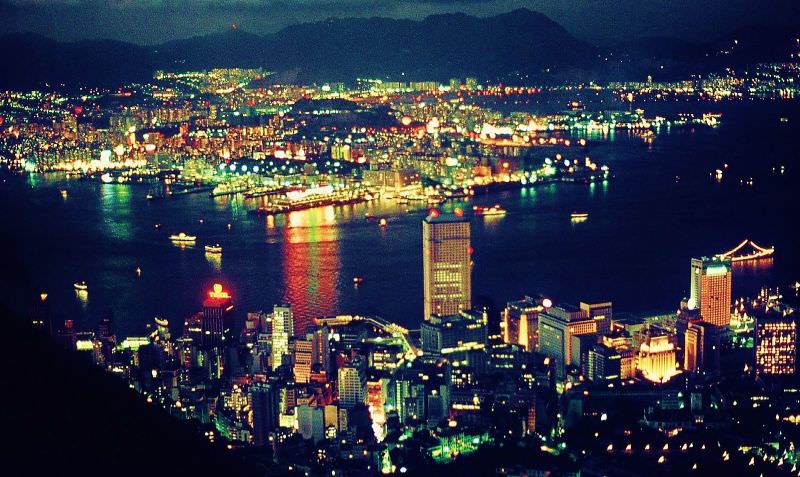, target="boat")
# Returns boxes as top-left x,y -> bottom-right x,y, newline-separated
427,195 -> 444,204
353,277 -> 364,284
379,218 -> 388,227
169,232 -> 197,243
73,281 -> 88,291
570,212 -> 589,220
204,244 -> 223,254
473,205 -> 507,216
60,189 -> 68,198
146,193 -> 154,200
